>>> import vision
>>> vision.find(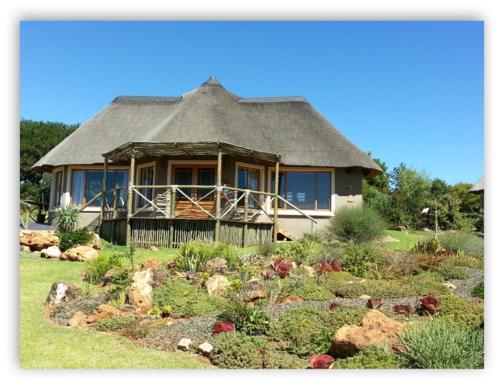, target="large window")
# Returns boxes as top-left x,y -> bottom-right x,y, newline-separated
53,170 -> 63,207
71,169 -> 128,207
271,171 -> 331,210
237,166 -> 261,208
137,165 -> 155,208
173,165 -> 216,200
